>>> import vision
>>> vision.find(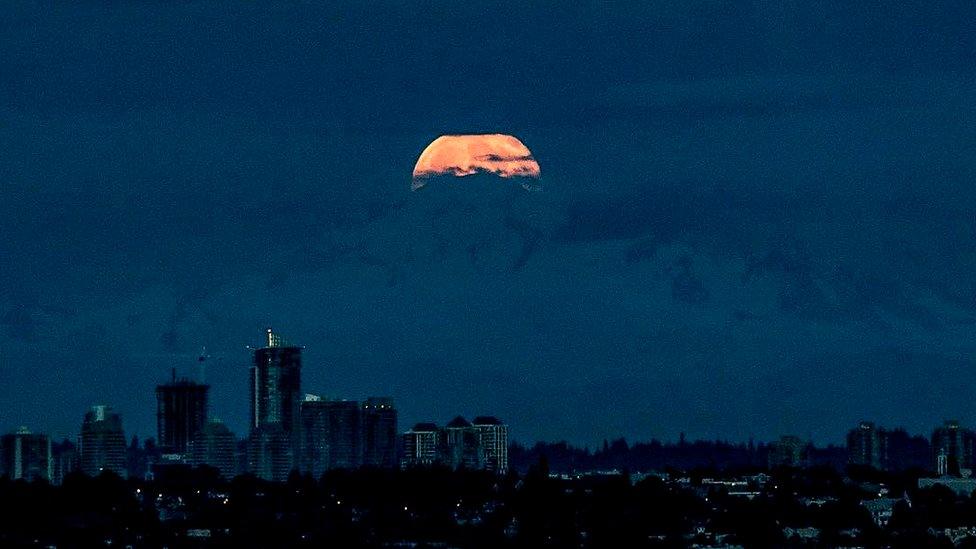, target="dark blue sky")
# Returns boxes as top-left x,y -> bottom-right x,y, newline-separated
2,1 -> 976,446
